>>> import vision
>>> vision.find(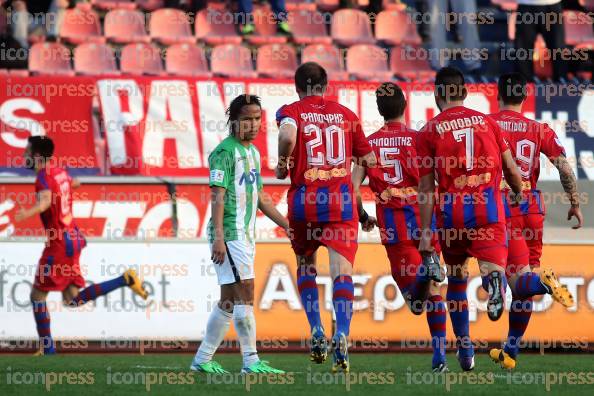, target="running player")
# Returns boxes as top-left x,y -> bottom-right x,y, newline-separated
15,136 -> 149,356
275,62 -> 377,372
488,72 -> 581,369
352,82 -> 448,372
416,67 -> 524,371
190,94 -> 289,374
